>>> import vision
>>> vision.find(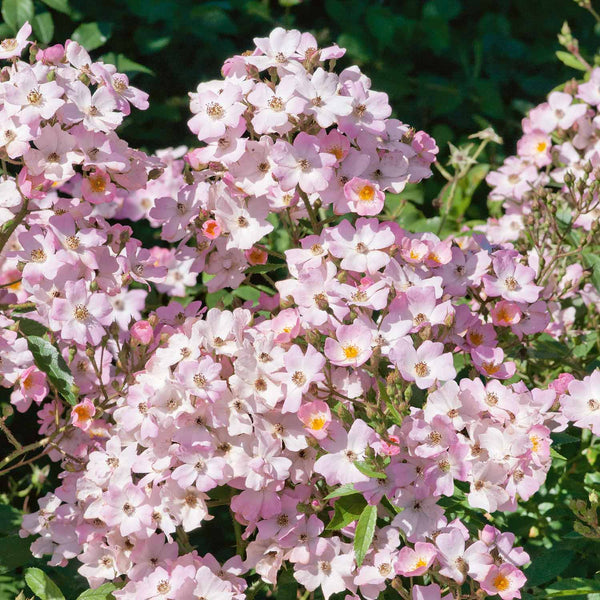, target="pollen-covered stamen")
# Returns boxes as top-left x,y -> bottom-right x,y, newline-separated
274,51 -> 286,63
206,102 -> 225,119
237,216 -> 249,228
254,377 -> 267,392
194,459 -> 206,471
413,313 -> 427,325
156,581 -> 170,594
66,235 -> 80,250
428,431 -> 442,445
122,502 -> 134,516
414,361 -> 430,377
277,513 -> 289,526
344,449 -> 357,462
3,129 -> 16,142
73,305 -> 90,321
311,96 -> 323,107
351,290 -> 368,302
588,399 -> 600,411
354,103 -> 367,117
1,38 -> 17,50
298,158 -> 311,172
504,276 -> 519,291
30,248 -> 47,263
268,96 -> 284,111
47,152 -> 60,163
113,76 -> 128,92
193,373 -> 207,387
355,242 -> 368,254
291,370 -> 307,386
378,563 -> 392,576
27,89 -> 43,105
485,392 -> 499,406
310,243 -> 324,255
